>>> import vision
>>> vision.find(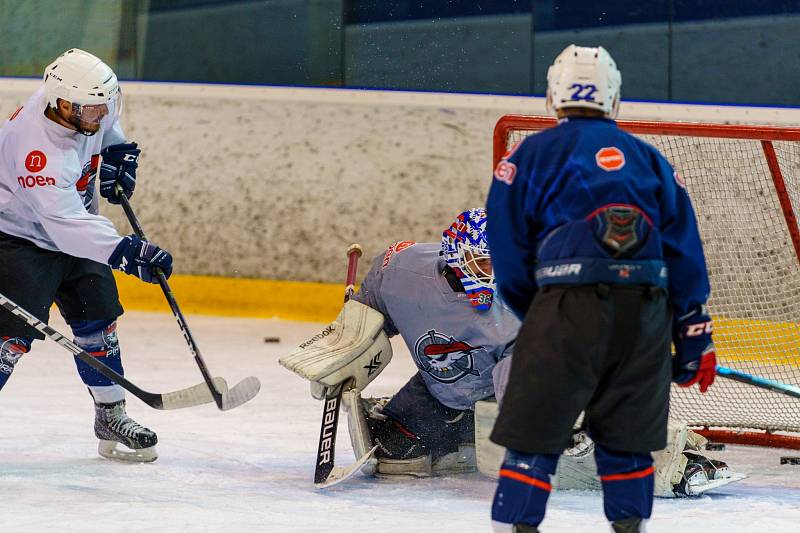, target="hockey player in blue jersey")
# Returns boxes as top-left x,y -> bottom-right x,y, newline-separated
486,45 -> 717,532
